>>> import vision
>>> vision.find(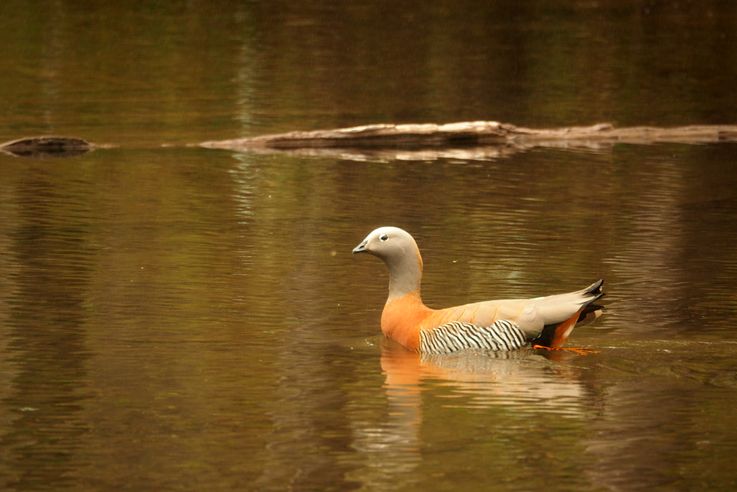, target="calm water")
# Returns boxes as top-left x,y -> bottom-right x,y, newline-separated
1,2 -> 737,491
